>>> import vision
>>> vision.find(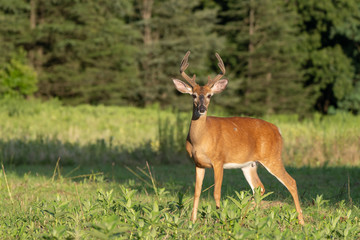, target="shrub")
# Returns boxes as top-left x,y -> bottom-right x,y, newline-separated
0,48 -> 38,98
